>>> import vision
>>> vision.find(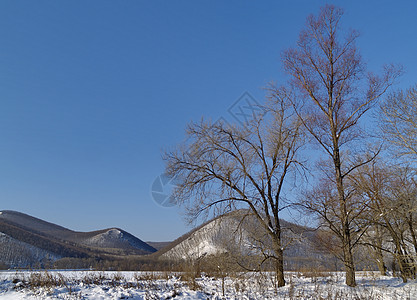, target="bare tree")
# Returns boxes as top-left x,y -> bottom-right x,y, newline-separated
300,168 -> 369,275
379,84 -> 417,160
361,224 -> 388,276
164,96 -> 304,287
353,161 -> 417,282
280,5 -> 401,286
